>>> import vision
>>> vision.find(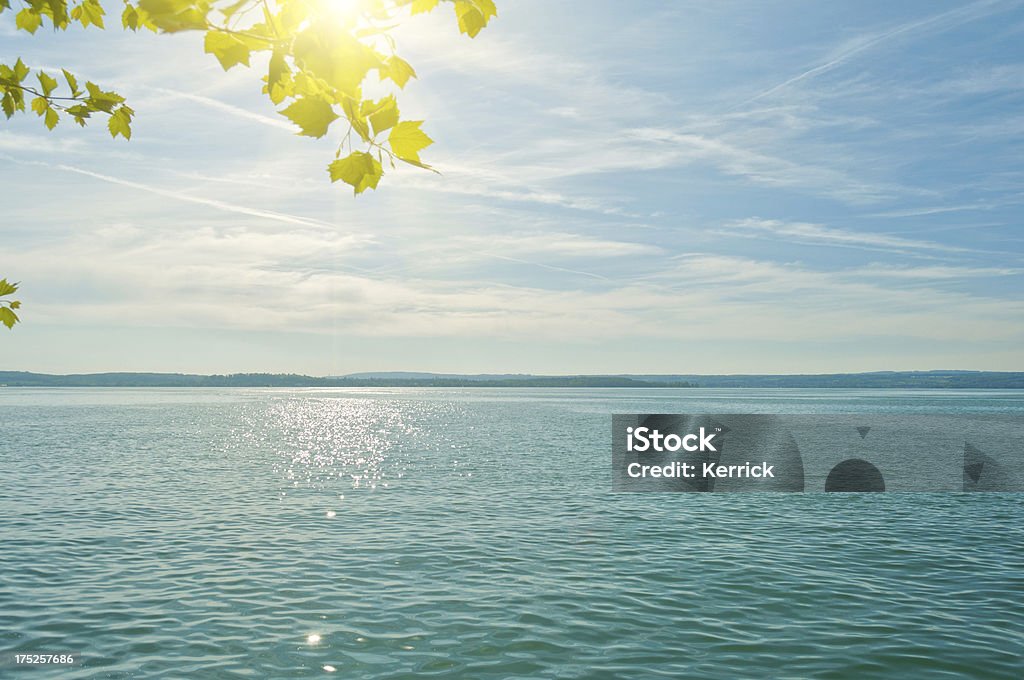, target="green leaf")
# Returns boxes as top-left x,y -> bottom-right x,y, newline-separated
267,49 -> 289,103
410,0 -> 439,14
15,9 -> 42,34
384,55 -> 416,88
13,58 -> 30,83
220,0 -> 250,20
0,307 -> 19,329
389,120 -> 432,163
122,5 -> 139,29
63,69 -> 81,97
44,106 -> 59,129
341,96 -> 371,142
475,0 -> 498,19
0,289 -> 19,327
76,0 -> 106,29
137,0 -> 209,33
84,81 -> 124,113
368,96 -> 399,136
454,1 -> 486,37
204,30 -> 251,70
279,96 -> 337,138
38,71 -> 58,96
328,151 -> 383,194
31,96 -> 48,116
124,4 -> 159,32
66,103 -> 91,126
395,155 -> 437,173
46,0 -> 71,27
293,27 -> 382,98
108,107 -> 132,139
1,92 -> 15,119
